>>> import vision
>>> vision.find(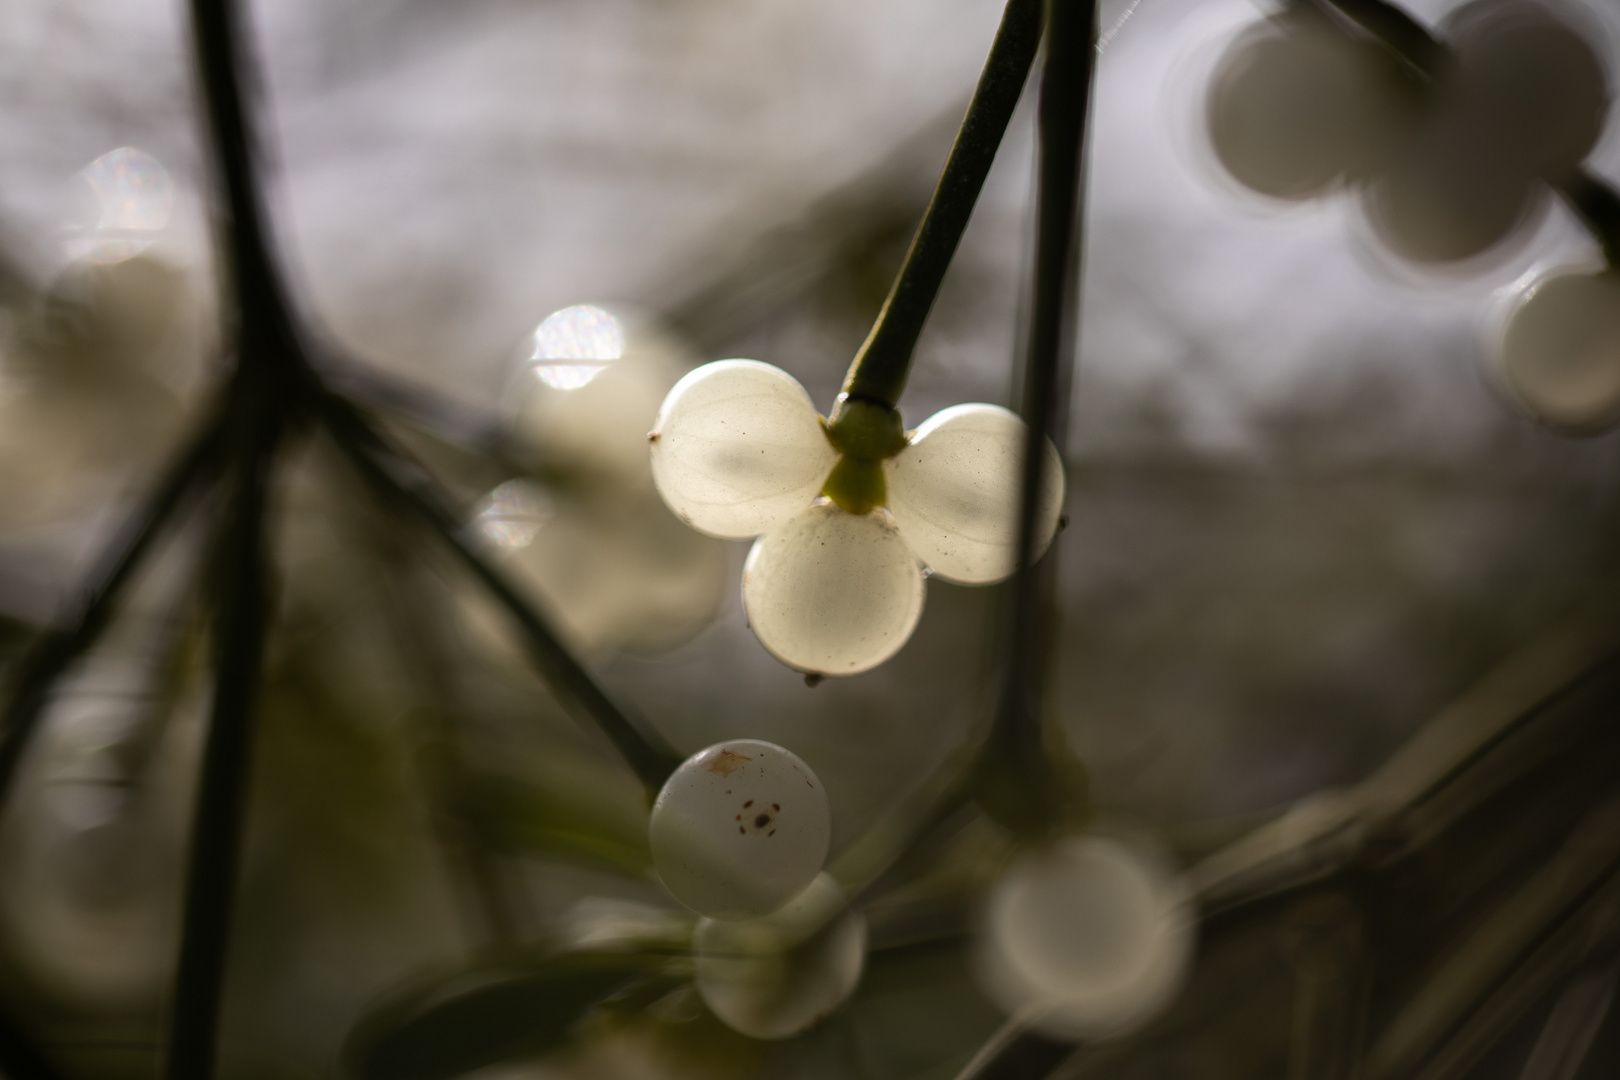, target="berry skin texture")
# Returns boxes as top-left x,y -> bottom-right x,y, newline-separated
649,360 -> 839,539
885,403 -> 1064,585
649,740 -> 831,920
1499,270 -> 1620,433
742,501 -> 926,676
693,873 -> 867,1039
978,835 -> 1193,1040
